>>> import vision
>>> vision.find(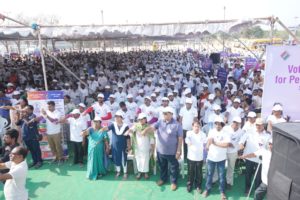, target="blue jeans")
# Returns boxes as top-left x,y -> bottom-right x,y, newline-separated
205,159 -> 226,193
157,152 -> 179,184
